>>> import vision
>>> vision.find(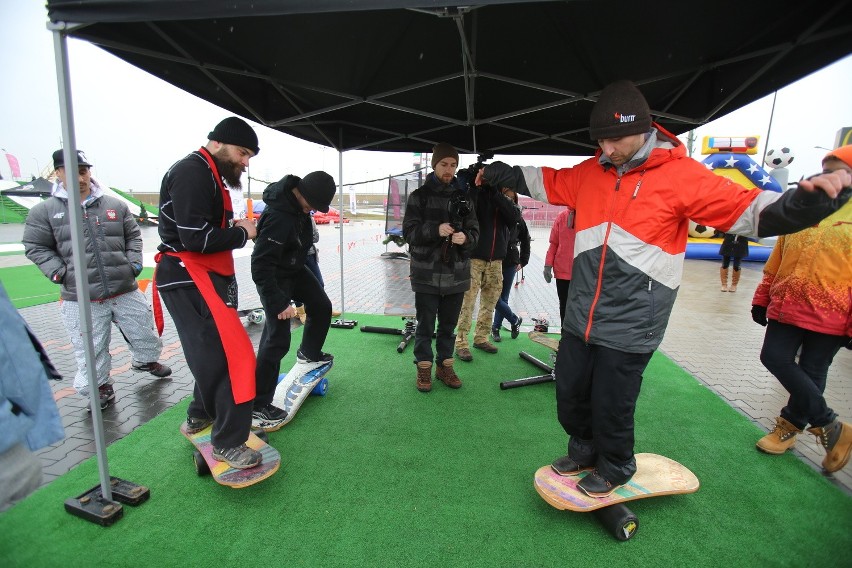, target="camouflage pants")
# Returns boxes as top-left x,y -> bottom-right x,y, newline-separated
455,259 -> 503,349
